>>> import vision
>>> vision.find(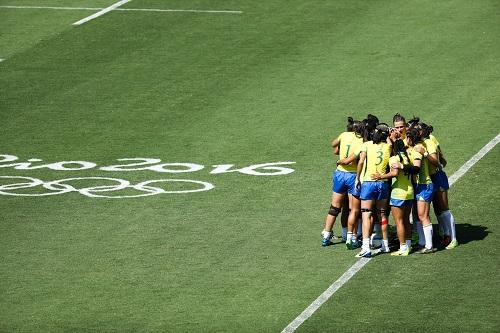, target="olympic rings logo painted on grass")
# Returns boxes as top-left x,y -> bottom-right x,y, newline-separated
0,176 -> 214,198
0,155 -> 296,198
